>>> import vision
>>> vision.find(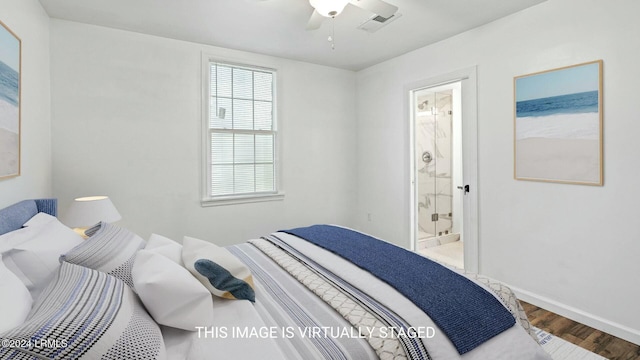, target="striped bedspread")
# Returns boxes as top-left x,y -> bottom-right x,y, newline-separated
229,236 -> 469,360
249,236 -> 431,360
222,231 -> 549,360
